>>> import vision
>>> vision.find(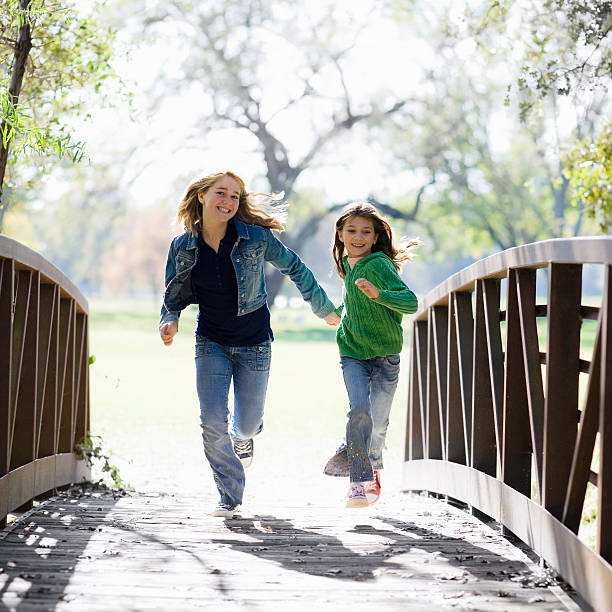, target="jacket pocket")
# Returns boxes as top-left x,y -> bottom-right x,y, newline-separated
175,252 -> 195,272
240,245 -> 264,271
